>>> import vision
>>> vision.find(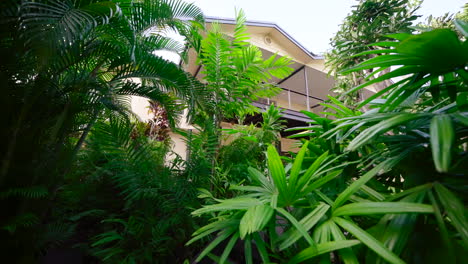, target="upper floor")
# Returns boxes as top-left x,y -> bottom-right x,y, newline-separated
183,16 -> 336,124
